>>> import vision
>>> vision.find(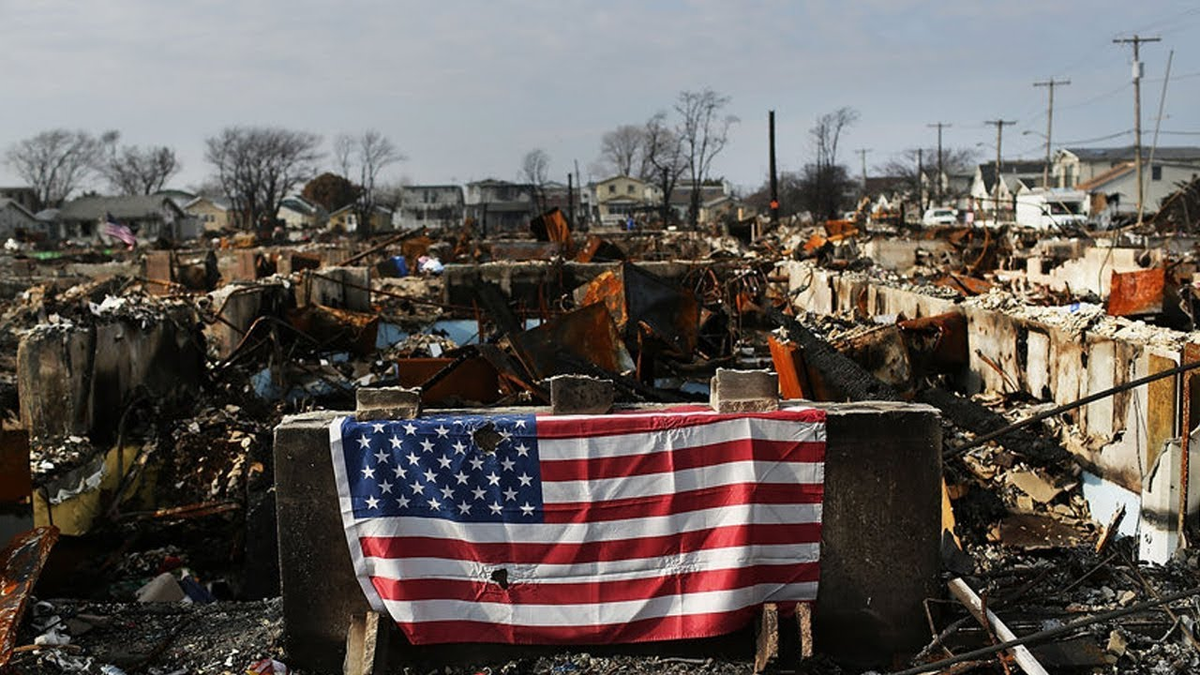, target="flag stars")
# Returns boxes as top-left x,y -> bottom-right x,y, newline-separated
502,487 -> 518,502
365,496 -> 380,509
454,471 -> 469,485
423,468 -> 437,483
488,502 -> 503,515
500,457 -> 516,472
396,495 -> 410,508
439,485 -> 455,500
410,482 -> 425,495
518,473 -> 533,486
514,443 -> 529,457
437,455 -> 453,469
520,502 -> 535,517
392,465 -> 407,479
403,422 -> 418,436
427,498 -> 442,511
420,438 -> 435,453
514,419 -> 527,429
406,452 -> 420,466
379,480 -> 393,494
361,465 -> 375,480
389,435 -> 402,449
452,440 -> 467,455
457,501 -> 472,515
371,423 -> 386,435
434,425 -> 450,438
471,486 -> 487,501
486,472 -> 501,486
468,456 -> 484,471
373,448 -> 390,464
357,436 -> 371,450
